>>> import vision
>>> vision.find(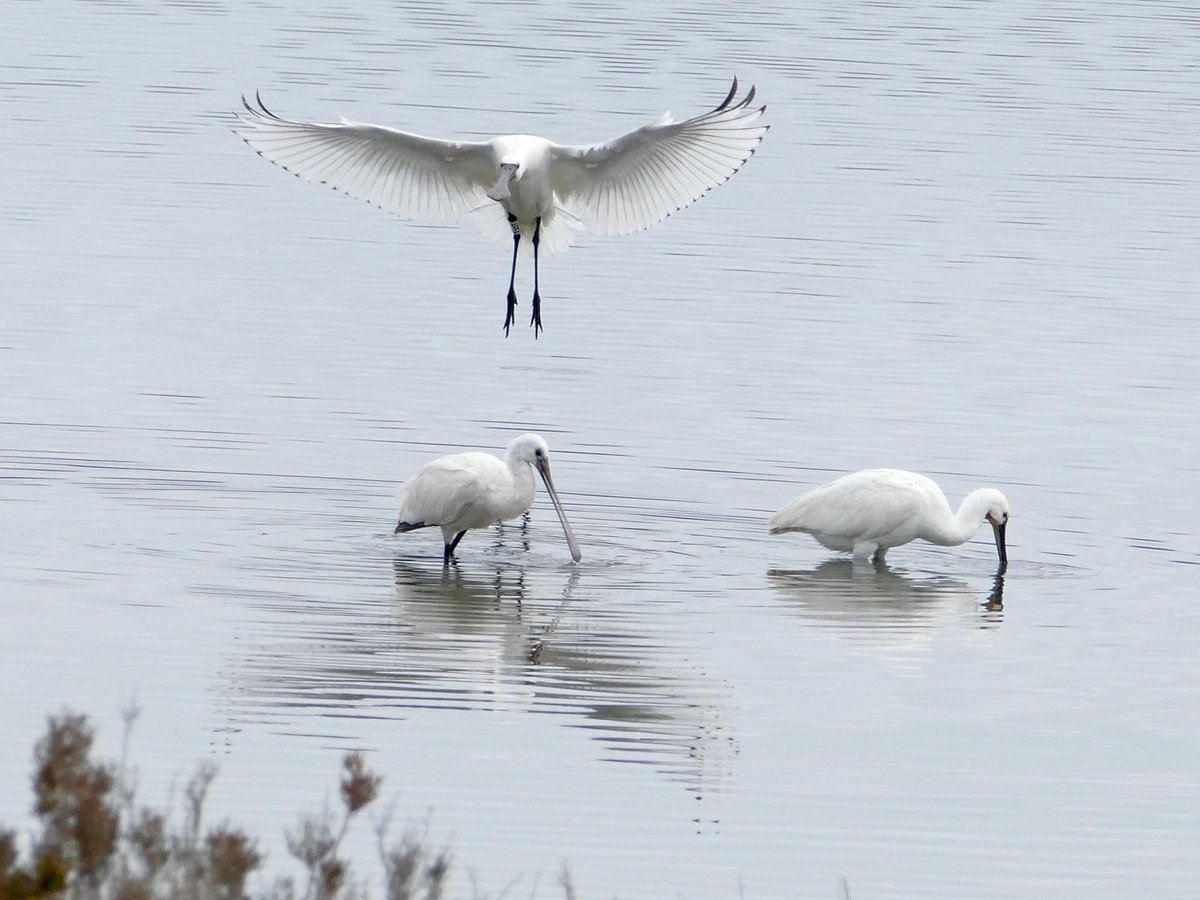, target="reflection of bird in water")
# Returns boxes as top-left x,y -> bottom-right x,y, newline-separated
217,556 -> 731,789
768,560 -> 1004,670
389,561 -> 734,786
769,468 -> 1009,569
393,433 -> 581,564
391,558 -> 530,634
388,560 -> 579,663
